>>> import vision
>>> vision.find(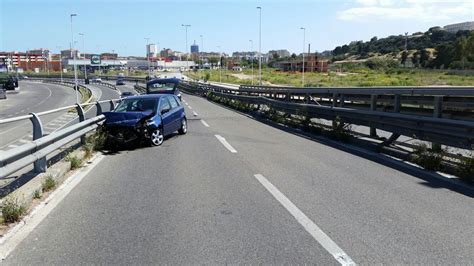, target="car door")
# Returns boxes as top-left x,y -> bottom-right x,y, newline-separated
159,97 -> 173,135
167,95 -> 181,131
